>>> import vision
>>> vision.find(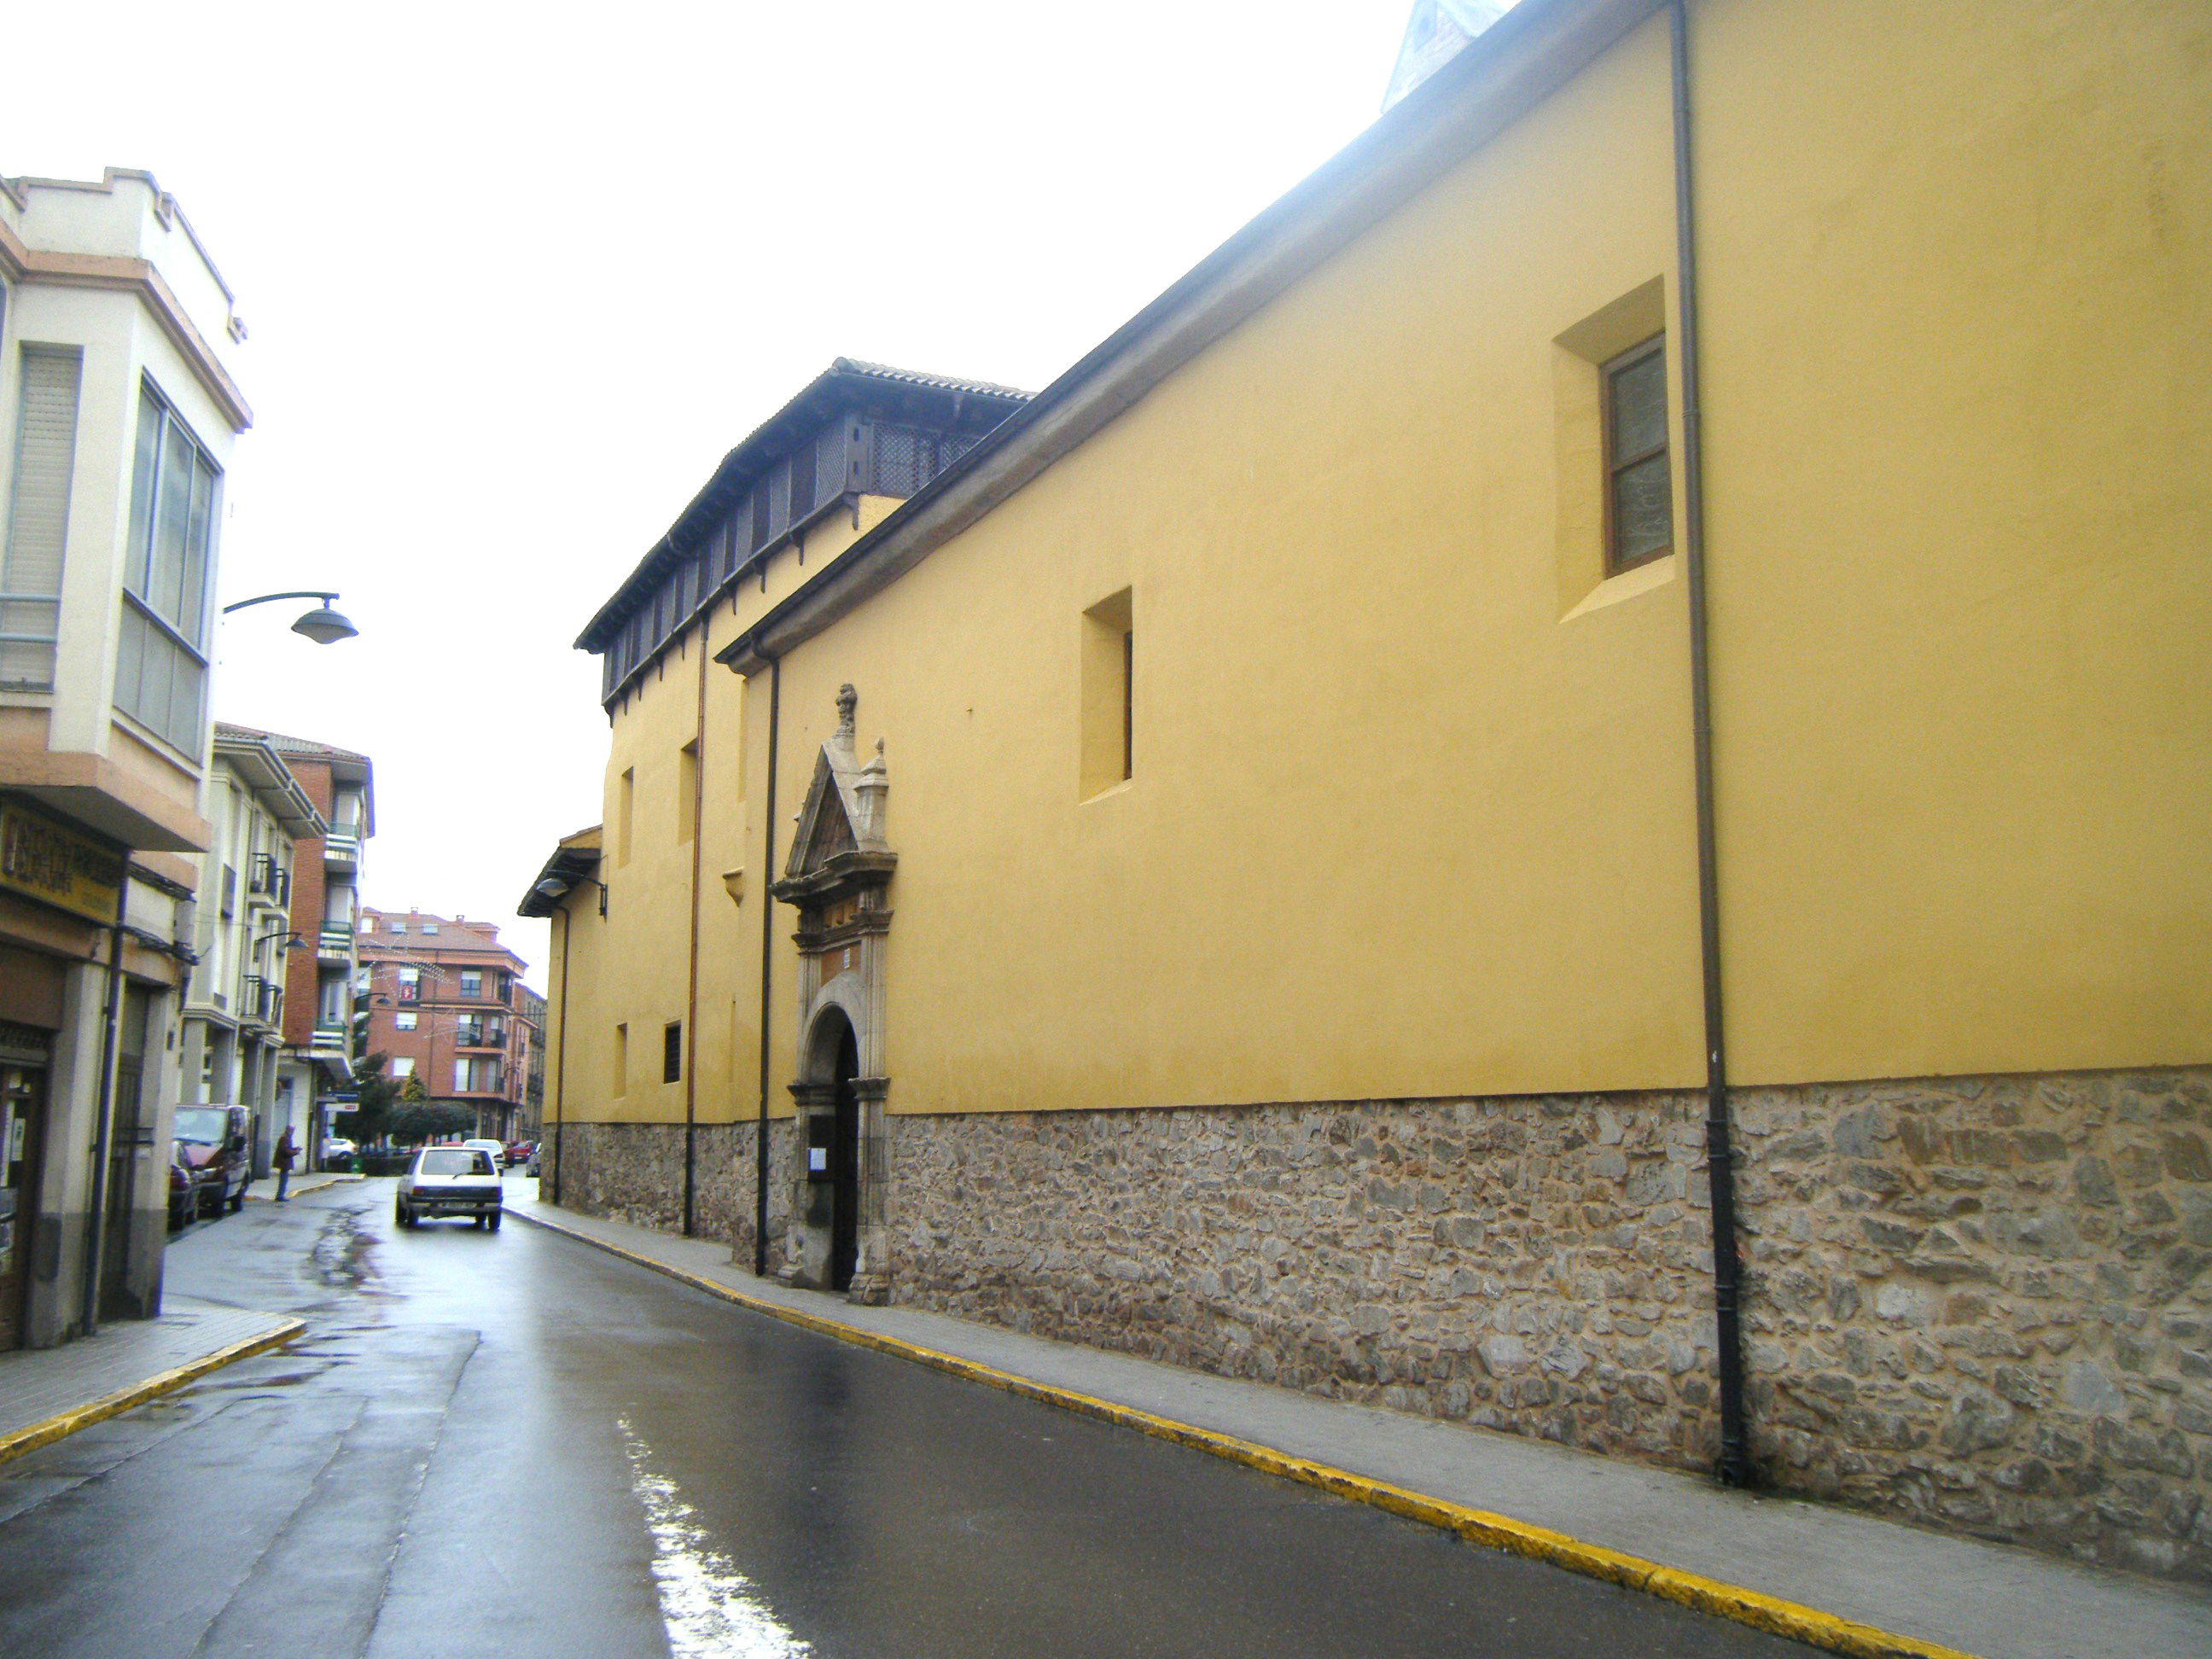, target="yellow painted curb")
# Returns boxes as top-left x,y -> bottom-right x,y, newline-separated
245,1173 -> 365,1202
0,1315 -> 307,1466
513,1204 -> 1978,1659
